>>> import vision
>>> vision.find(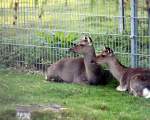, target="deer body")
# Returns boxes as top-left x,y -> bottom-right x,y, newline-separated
122,68 -> 150,97
46,36 -> 105,85
95,47 -> 150,98
46,57 -> 87,83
